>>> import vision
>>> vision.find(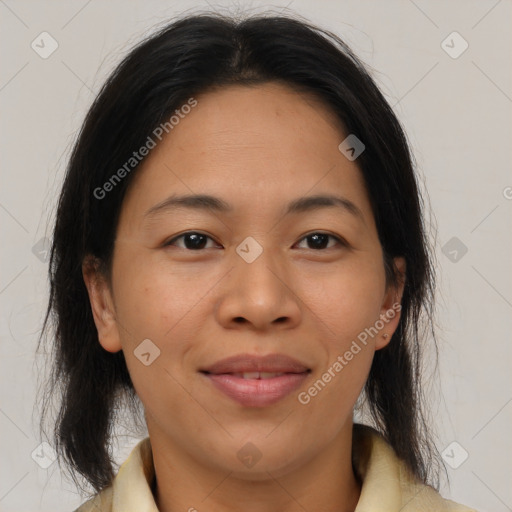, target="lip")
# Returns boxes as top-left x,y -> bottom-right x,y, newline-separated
200,353 -> 310,374
200,353 -> 311,407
